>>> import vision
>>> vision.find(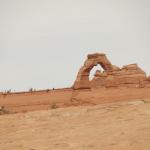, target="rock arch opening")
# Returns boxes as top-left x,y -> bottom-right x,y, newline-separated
73,53 -> 149,90
89,64 -> 104,81
73,53 -> 114,89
